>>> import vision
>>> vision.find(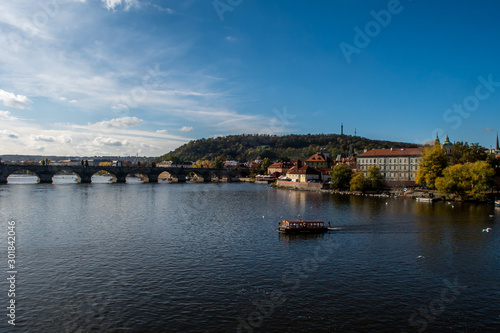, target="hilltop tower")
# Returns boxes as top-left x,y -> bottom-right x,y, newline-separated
341,123 -> 343,136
